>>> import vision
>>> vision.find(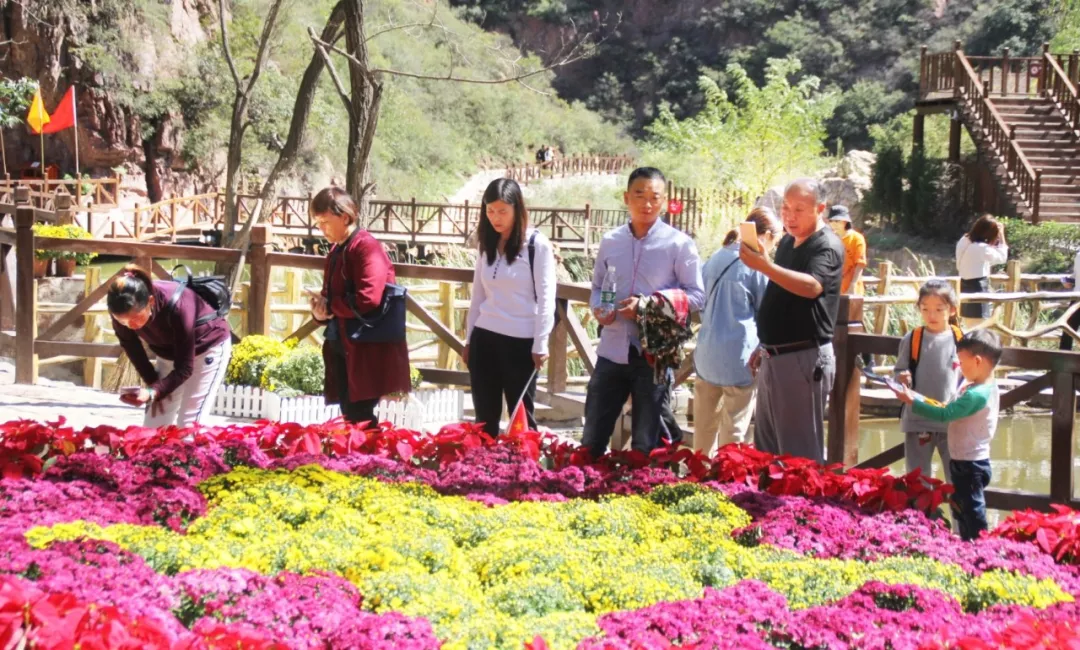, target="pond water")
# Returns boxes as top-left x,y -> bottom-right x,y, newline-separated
859,413 -> 1076,525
